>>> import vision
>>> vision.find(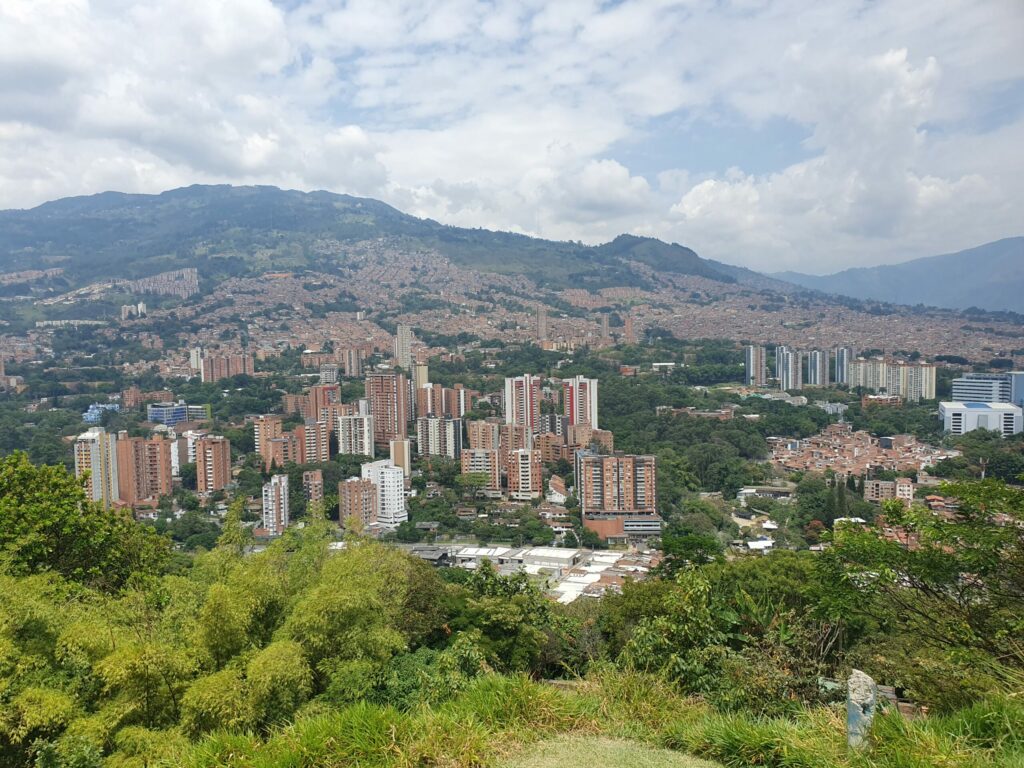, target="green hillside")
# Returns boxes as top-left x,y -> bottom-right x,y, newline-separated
0,185 -> 735,290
